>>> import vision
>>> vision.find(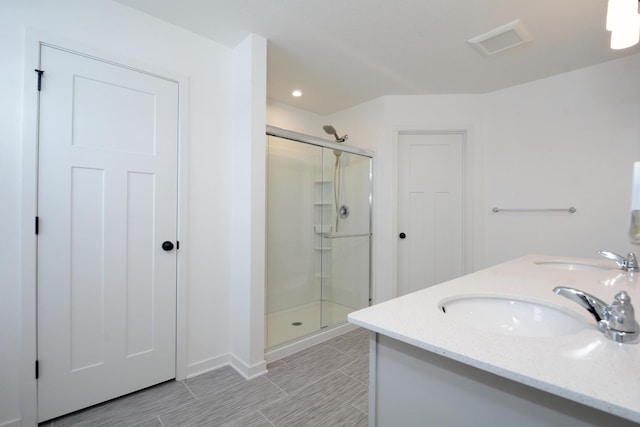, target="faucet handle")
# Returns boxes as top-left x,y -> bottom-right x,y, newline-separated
598,250 -> 625,266
607,291 -> 637,333
597,251 -> 640,272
